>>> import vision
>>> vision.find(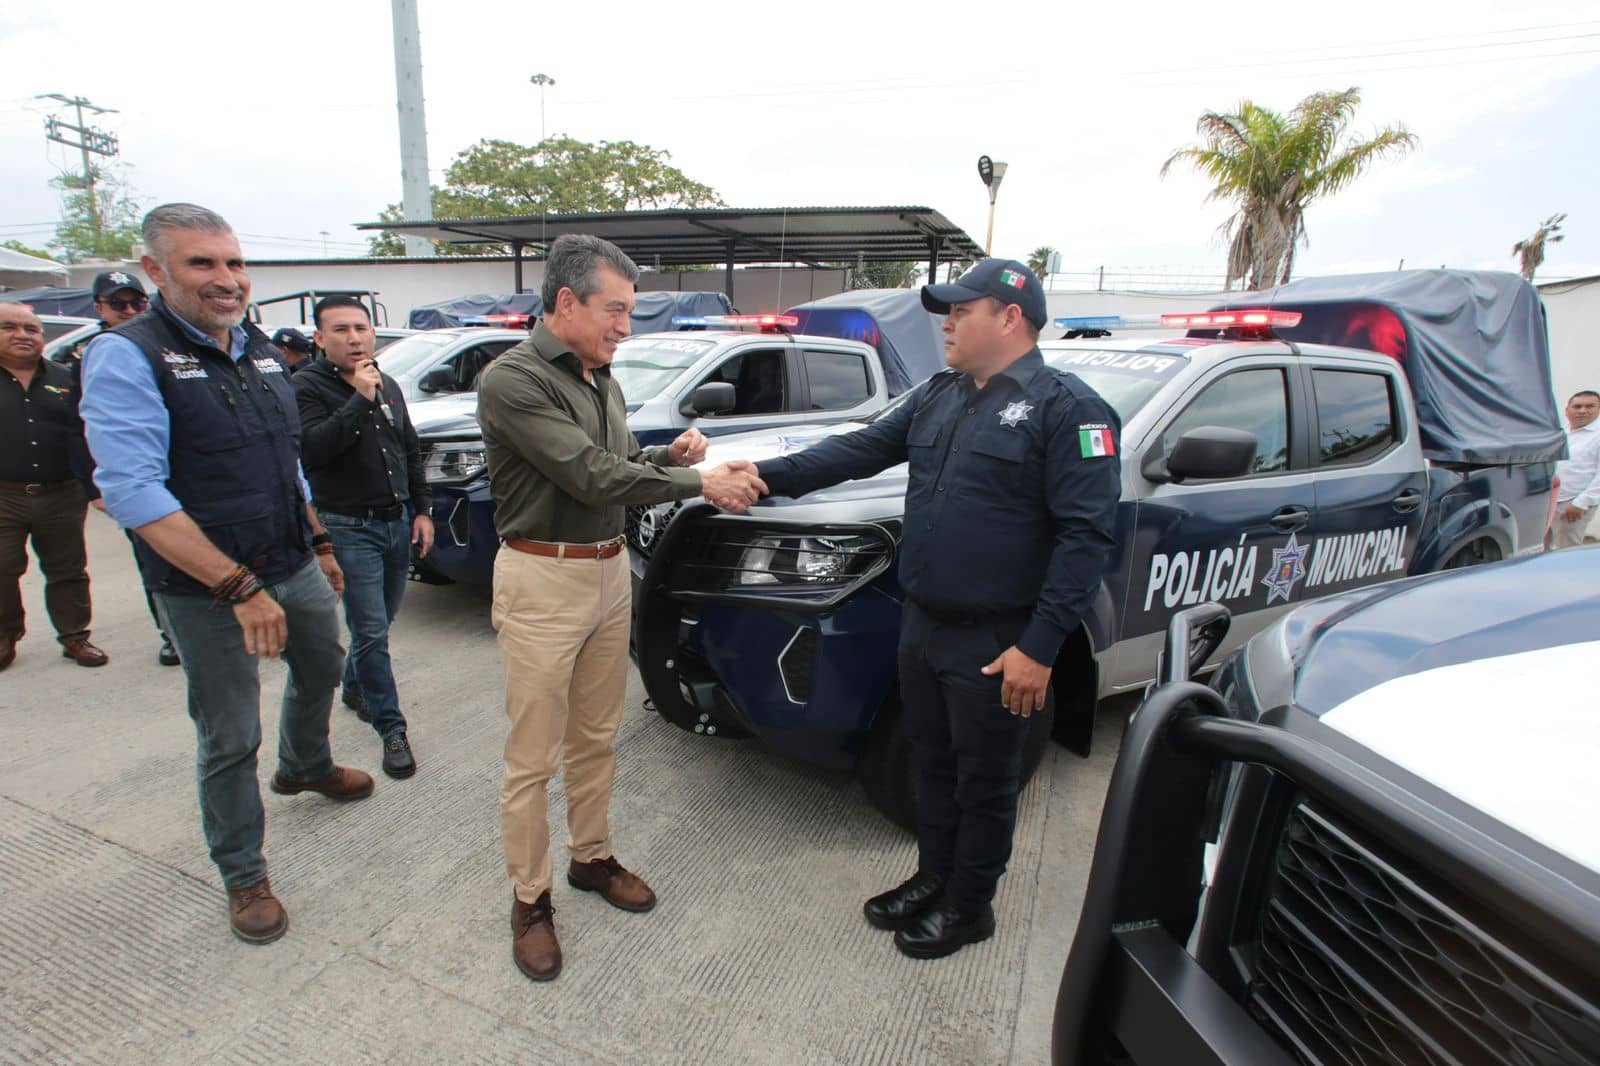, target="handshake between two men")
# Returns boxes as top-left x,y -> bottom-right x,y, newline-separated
665,428 -> 768,513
